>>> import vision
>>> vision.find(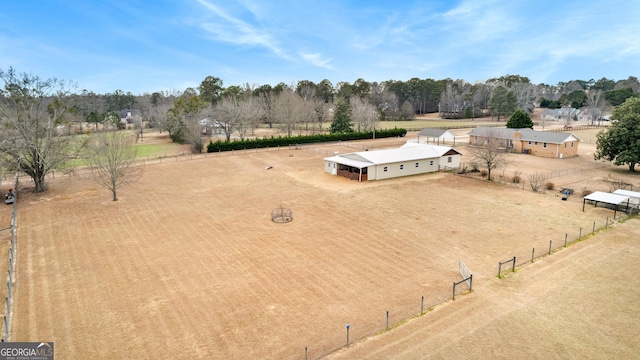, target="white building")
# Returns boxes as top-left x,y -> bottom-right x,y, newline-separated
323,143 -> 462,181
